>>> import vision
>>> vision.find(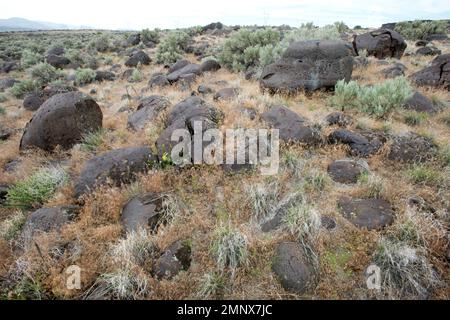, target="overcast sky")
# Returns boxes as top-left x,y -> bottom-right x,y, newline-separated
2,0 -> 450,30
